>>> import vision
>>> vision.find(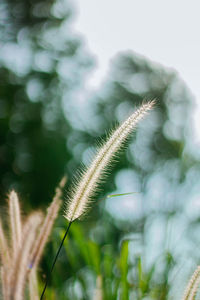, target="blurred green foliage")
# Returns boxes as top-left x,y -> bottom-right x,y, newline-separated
43,222 -> 174,299
0,0 -> 93,208
0,0 -> 200,299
